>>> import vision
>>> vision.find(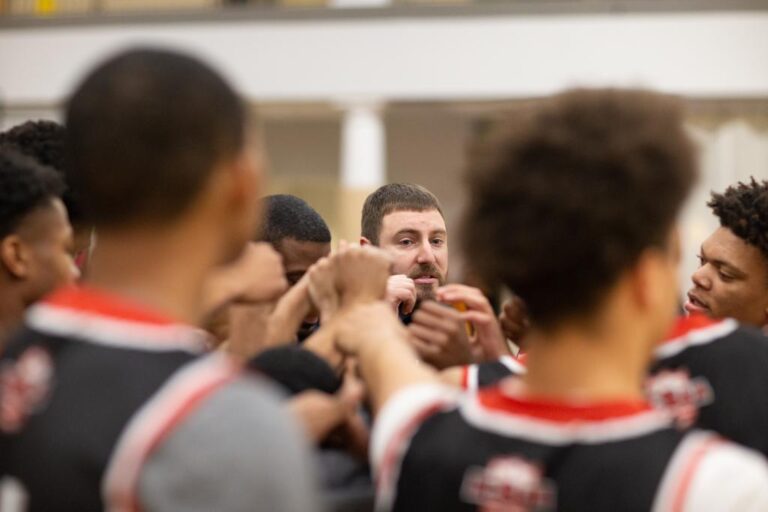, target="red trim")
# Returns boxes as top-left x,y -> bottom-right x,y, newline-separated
125,372 -> 238,512
42,285 -> 180,326
460,366 -> 470,390
515,353 -> 528,366
661,314 -> 722,346
478,387 -> 653,423
671,436 -> 722,512
378,402 -> 446,495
